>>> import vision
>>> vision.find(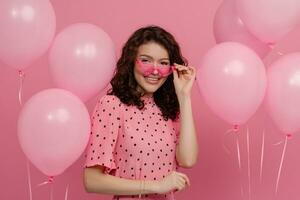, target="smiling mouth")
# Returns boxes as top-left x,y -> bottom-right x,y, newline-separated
144,76 -> 161,83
